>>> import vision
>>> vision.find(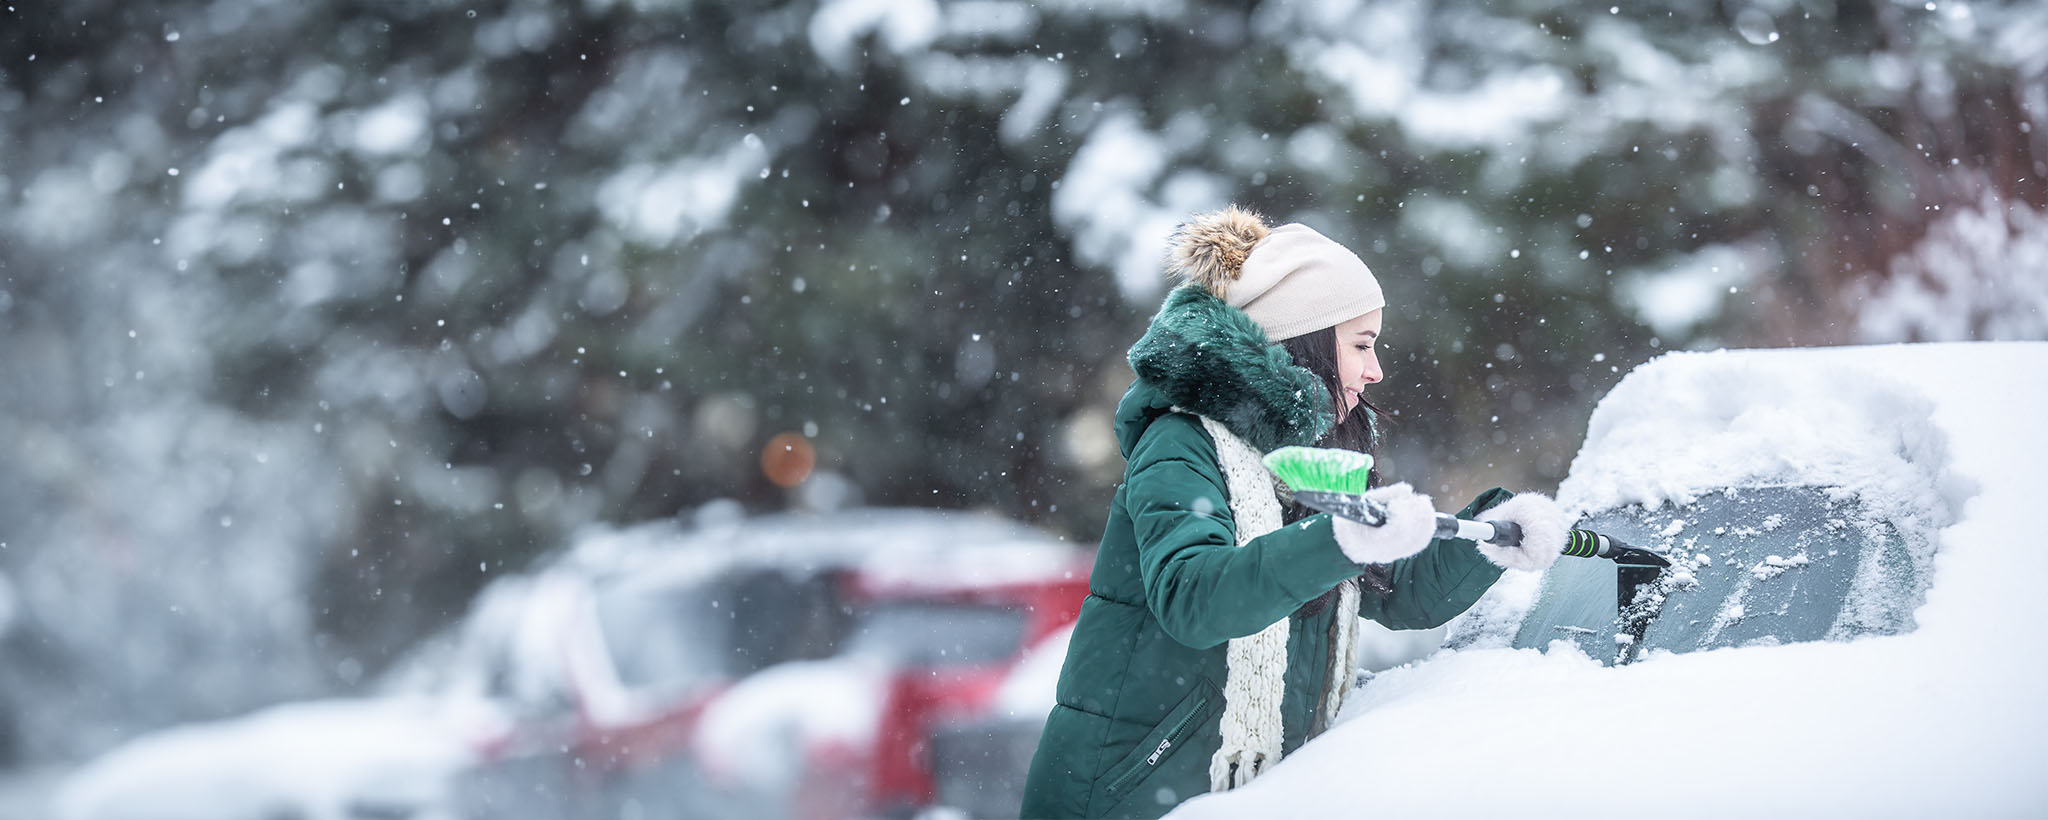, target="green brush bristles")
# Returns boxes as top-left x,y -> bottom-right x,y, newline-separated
1262,446 -> 1374,494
